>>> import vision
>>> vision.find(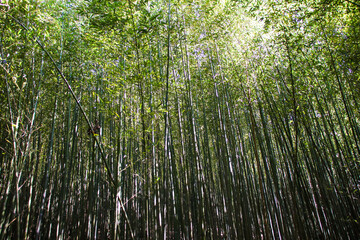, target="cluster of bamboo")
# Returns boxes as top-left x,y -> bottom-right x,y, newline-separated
0,0 -> 359,239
